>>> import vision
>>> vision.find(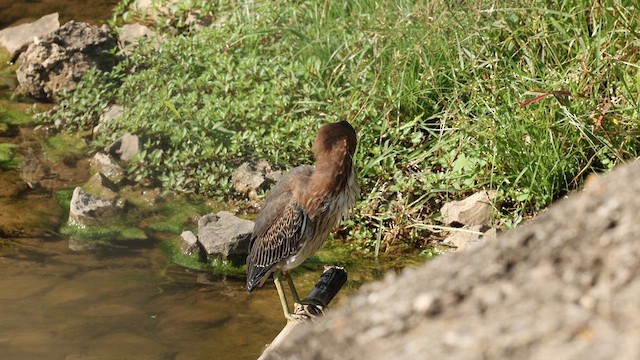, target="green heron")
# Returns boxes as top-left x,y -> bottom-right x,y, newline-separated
246,121 -> 359,321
